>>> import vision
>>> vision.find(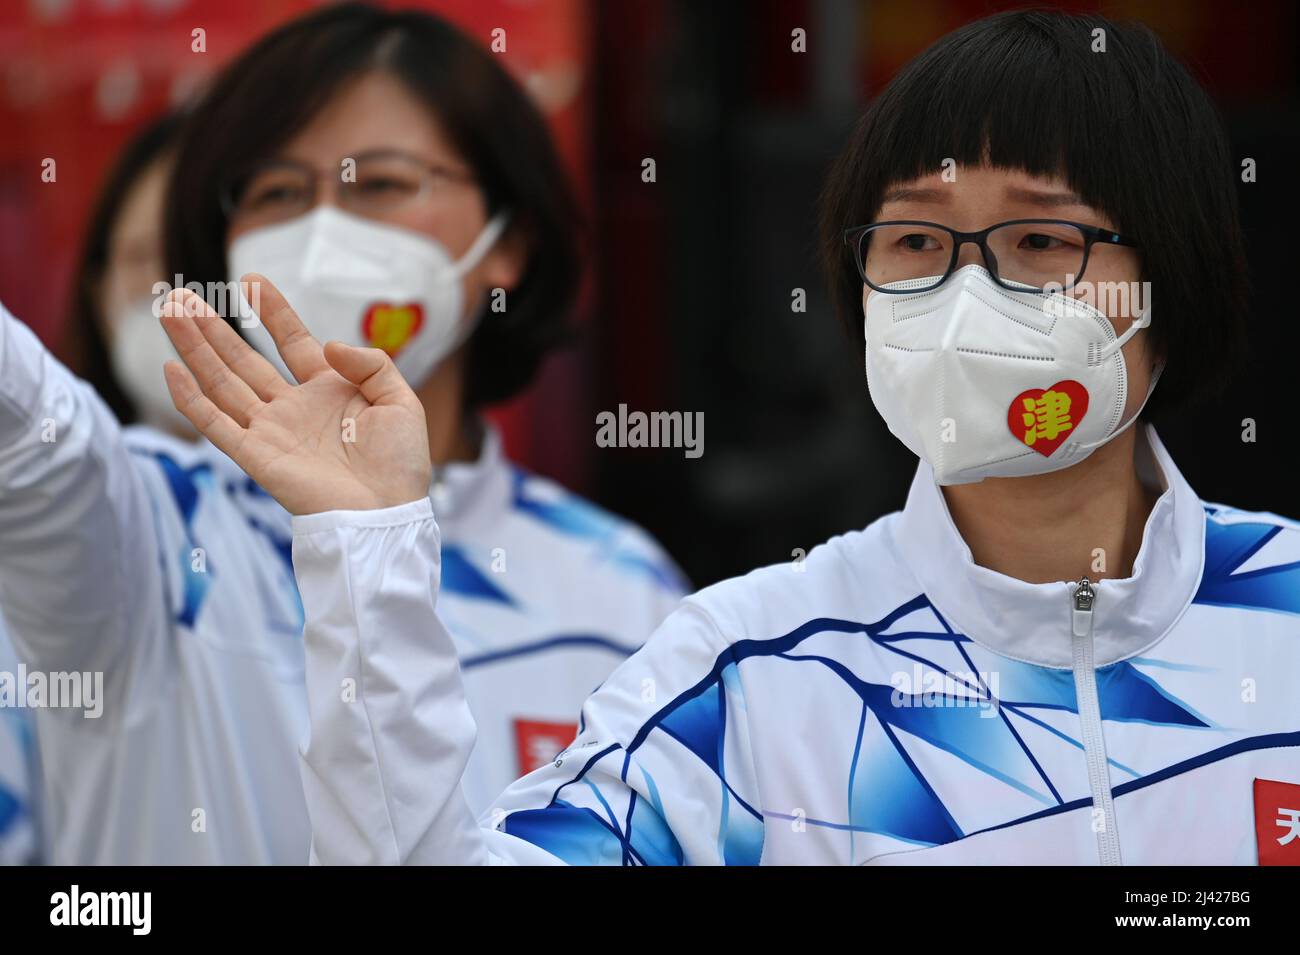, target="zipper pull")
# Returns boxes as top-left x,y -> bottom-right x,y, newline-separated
1072,575 -> 1096,638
